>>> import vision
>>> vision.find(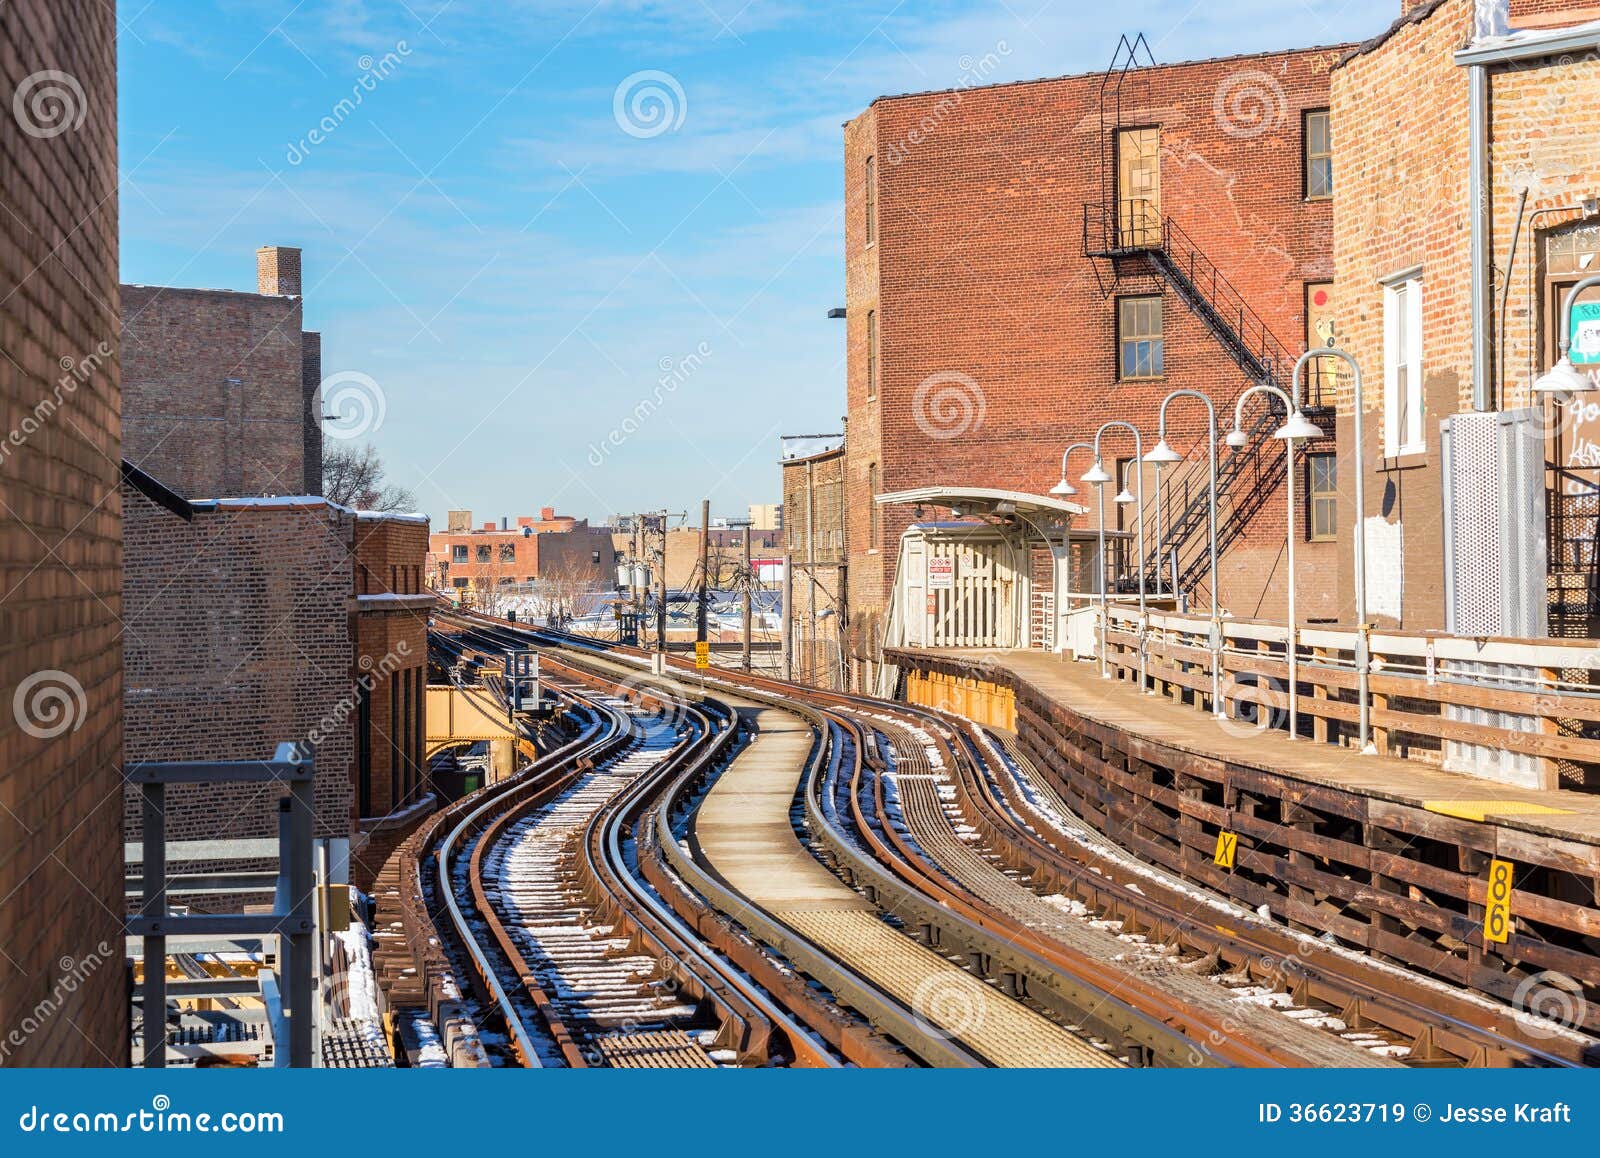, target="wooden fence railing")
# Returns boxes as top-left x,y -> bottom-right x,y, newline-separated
1100,605 -> 1600,792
